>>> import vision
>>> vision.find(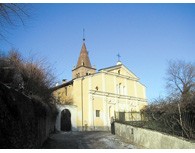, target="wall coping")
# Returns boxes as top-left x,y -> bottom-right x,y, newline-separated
115,122 -> 195,149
